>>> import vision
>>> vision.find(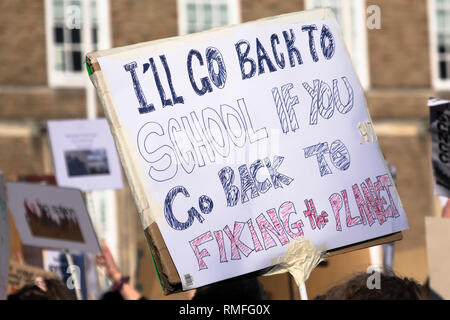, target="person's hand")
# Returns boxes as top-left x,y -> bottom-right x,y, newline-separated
96,240 -> 121,283
442,199 -> 450,219
34,276 -> 47,292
